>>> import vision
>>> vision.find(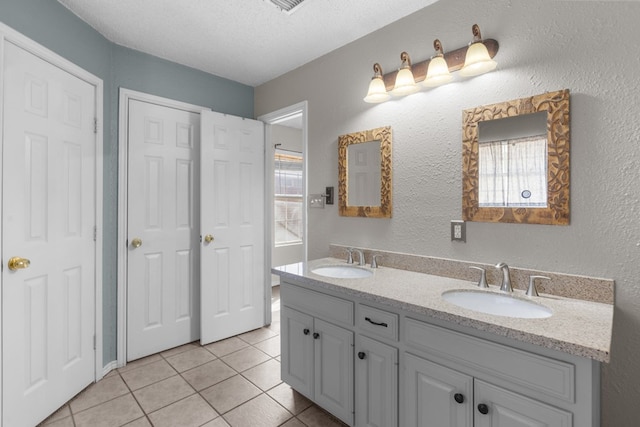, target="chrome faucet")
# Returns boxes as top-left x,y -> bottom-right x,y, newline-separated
495,262 -> 513,292
346,248 -> 354,264
352,249 -> 365,266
